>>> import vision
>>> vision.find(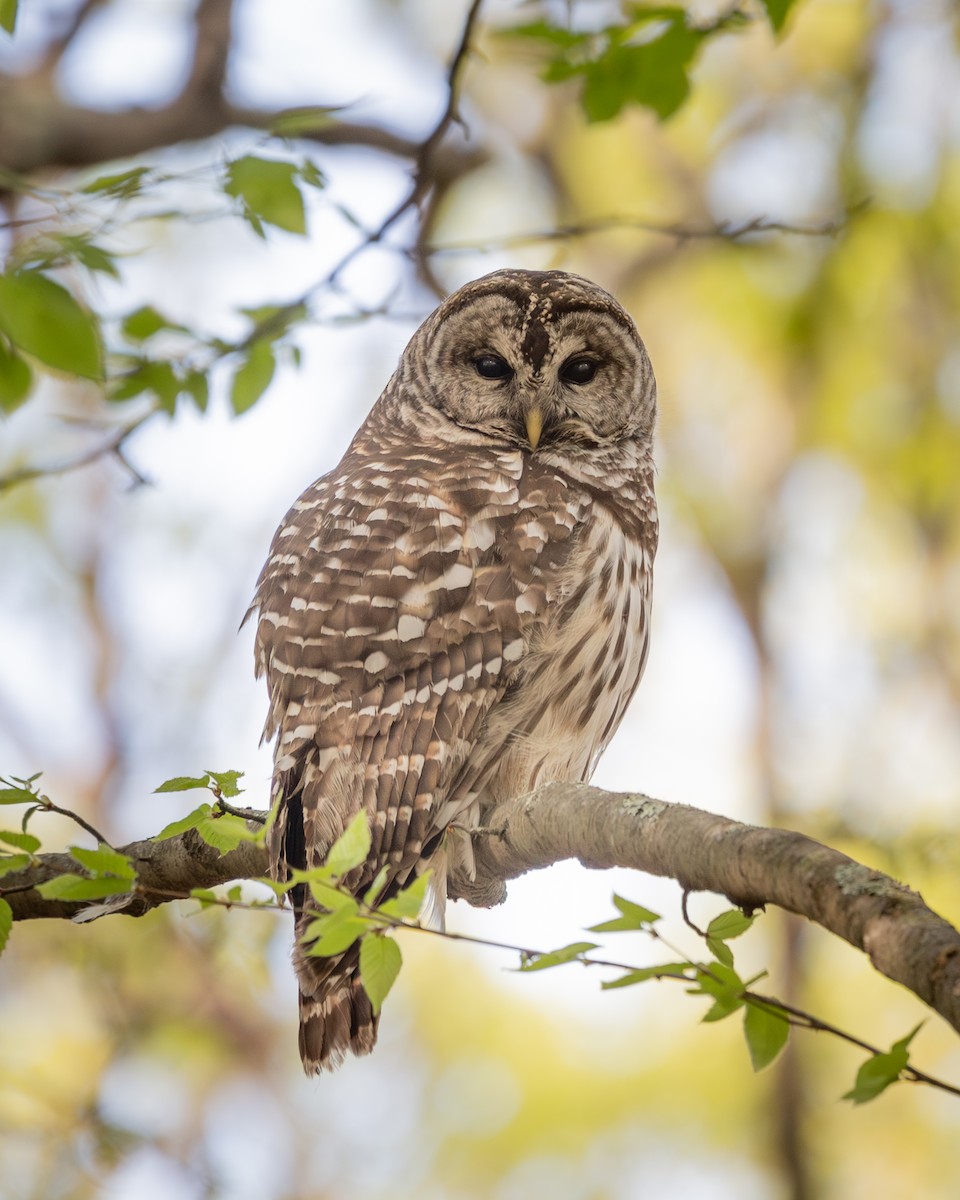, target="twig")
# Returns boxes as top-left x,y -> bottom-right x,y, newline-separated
0,411 -> 153,494
39,800 -> 112,848
744,990 -> 960,1098
215,800 -> 267,824
324,0 -> 486,286
426,209 -> 861,255
71,878 -> 960,1101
